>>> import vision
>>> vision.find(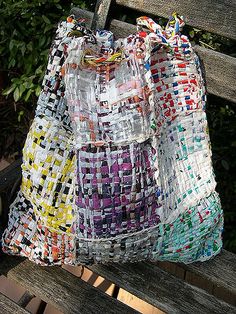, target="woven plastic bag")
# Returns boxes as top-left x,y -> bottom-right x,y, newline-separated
1,14 -> 223,265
